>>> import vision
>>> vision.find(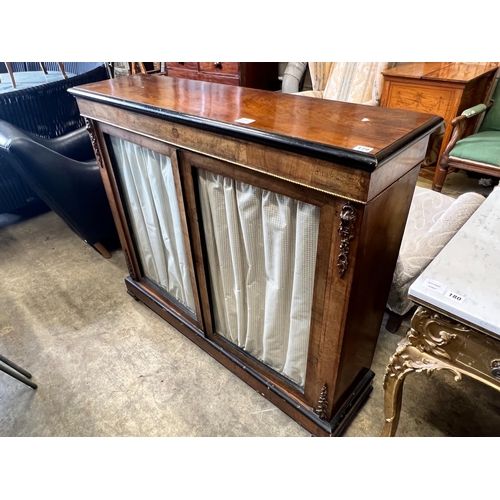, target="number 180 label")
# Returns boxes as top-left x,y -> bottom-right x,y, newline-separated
446,291 -> 465,303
